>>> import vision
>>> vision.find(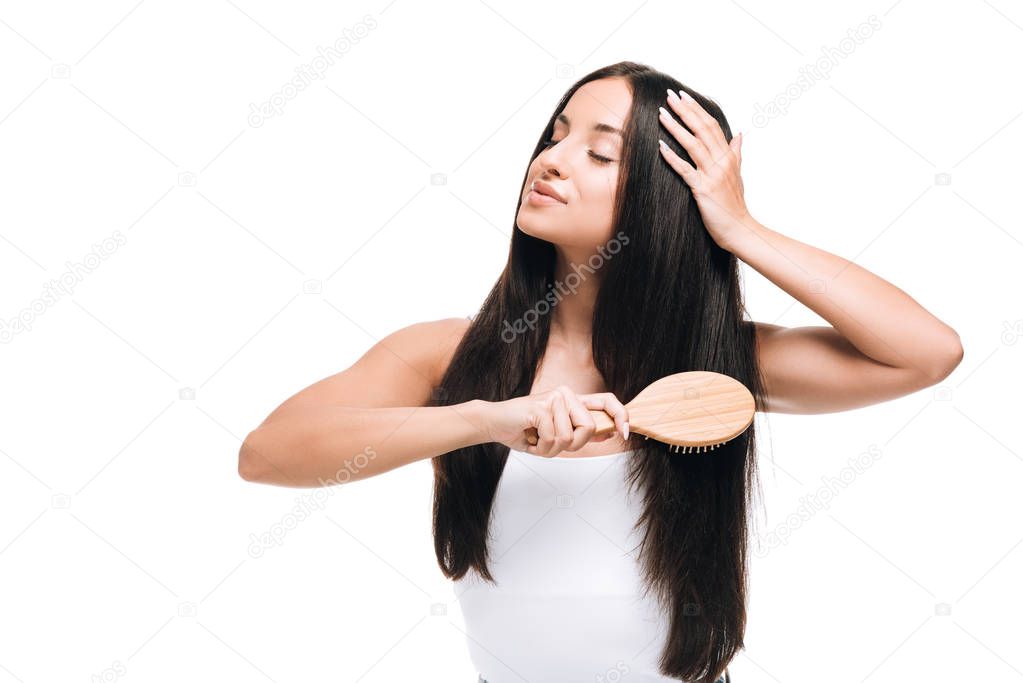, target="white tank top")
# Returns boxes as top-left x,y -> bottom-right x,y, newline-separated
450,447 -> 687,683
